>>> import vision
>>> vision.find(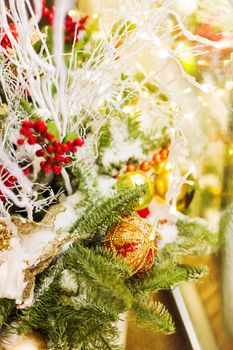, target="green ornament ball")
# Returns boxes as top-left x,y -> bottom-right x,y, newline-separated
116,171 -> 154,210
